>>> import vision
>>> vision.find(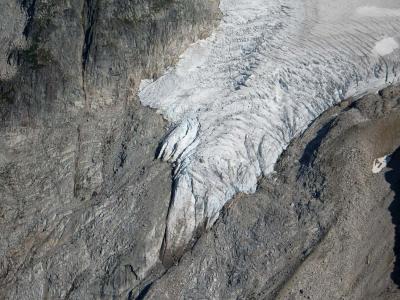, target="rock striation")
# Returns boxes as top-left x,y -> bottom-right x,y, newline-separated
0,0 -> 220,298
